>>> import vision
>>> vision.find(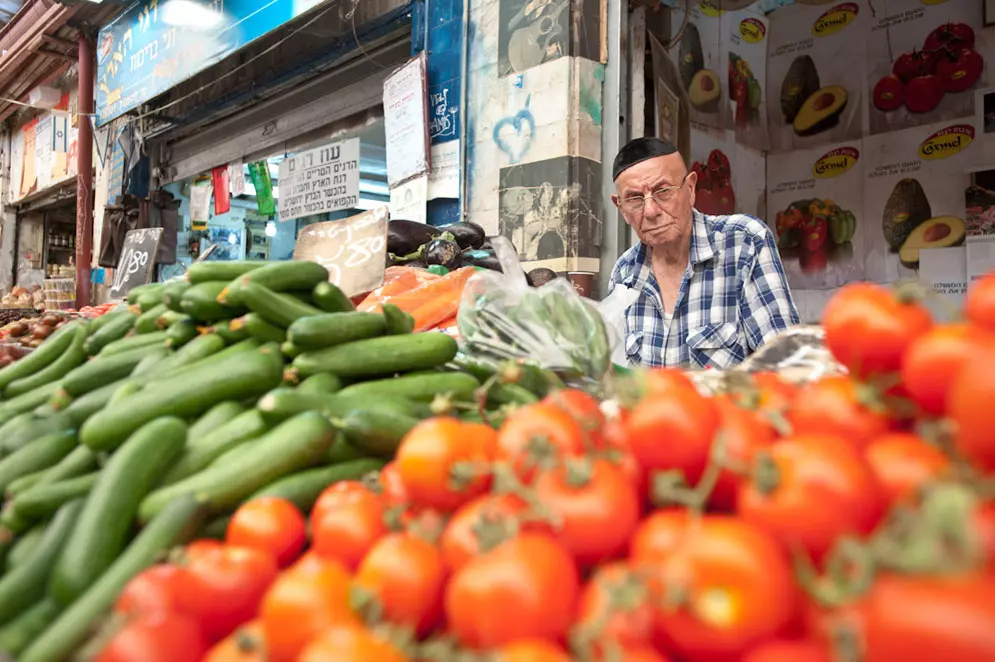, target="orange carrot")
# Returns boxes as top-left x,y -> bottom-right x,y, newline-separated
411,291 -> 463,332
385,267 -> 476,313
